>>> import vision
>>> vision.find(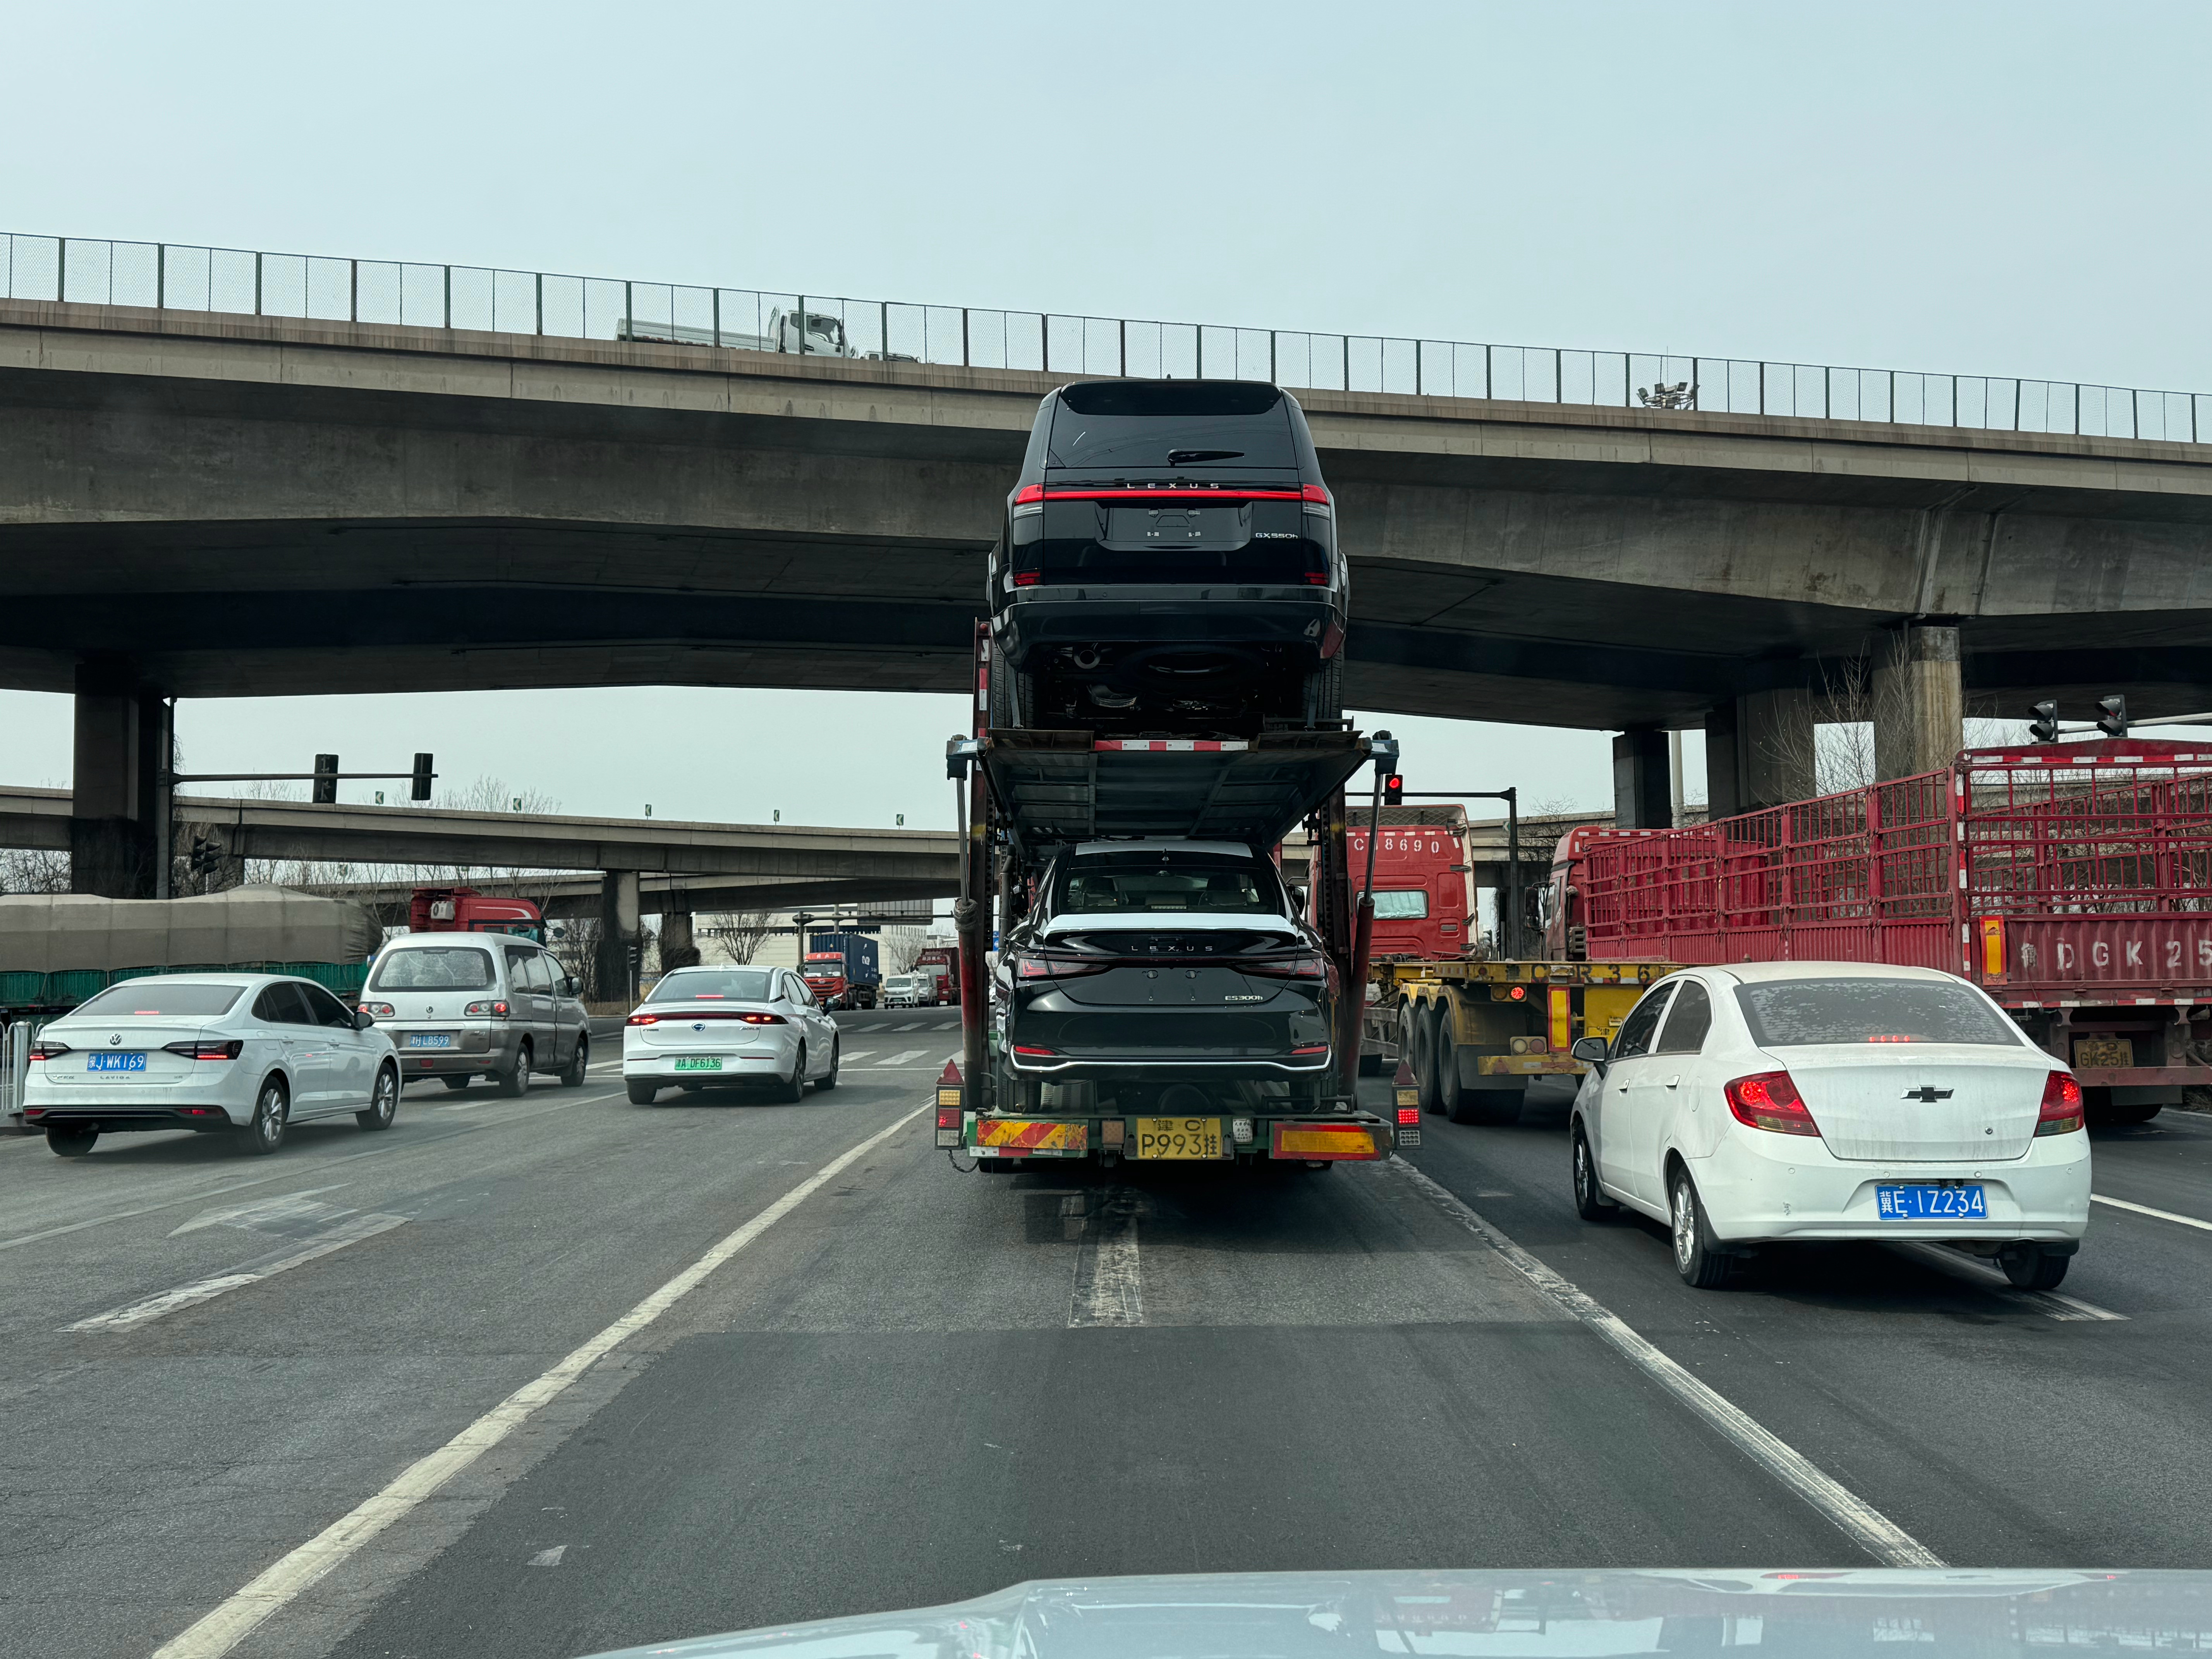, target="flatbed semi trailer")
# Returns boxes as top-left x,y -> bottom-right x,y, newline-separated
1362,957 -> 1672,1125
936,626 -> 1409,1169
